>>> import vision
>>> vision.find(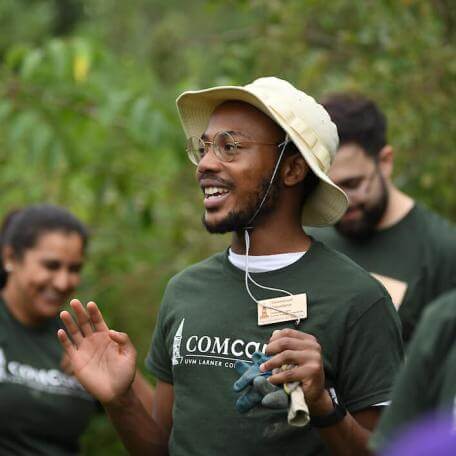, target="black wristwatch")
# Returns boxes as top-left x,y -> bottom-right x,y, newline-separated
310,390 -> 347,428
